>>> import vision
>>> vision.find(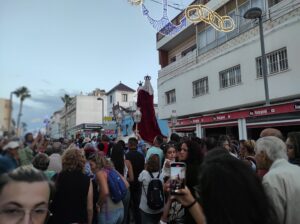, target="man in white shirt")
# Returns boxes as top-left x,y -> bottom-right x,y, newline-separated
256,136 -> 300,224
